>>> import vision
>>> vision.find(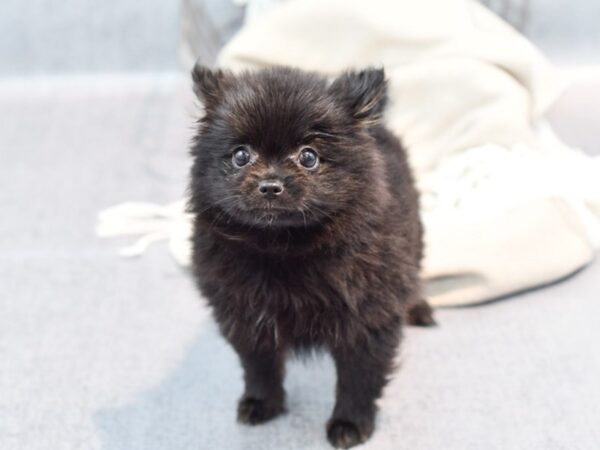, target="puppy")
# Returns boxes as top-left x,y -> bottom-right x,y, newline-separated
188,65 -> 435,448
